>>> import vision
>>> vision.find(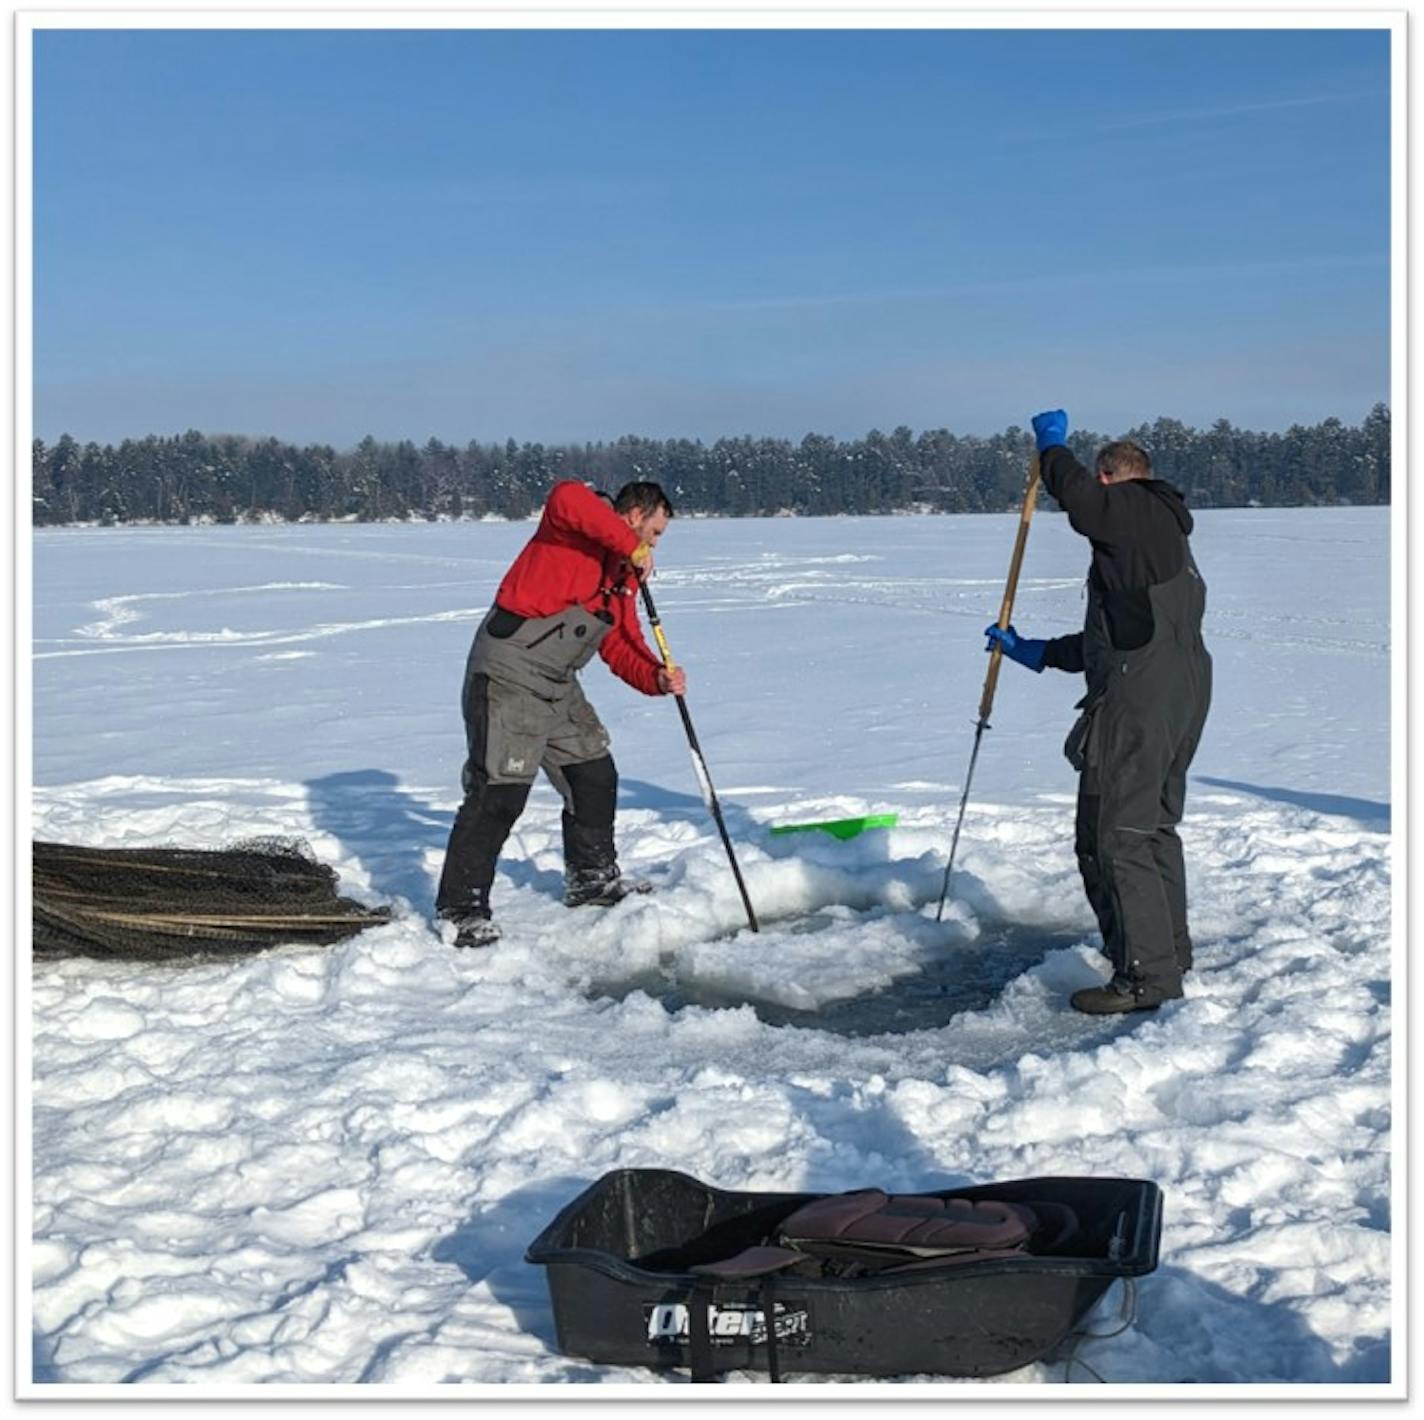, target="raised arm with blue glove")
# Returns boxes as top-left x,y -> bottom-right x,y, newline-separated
1031,409 -> 1068,453
984,623 -> 1047,673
